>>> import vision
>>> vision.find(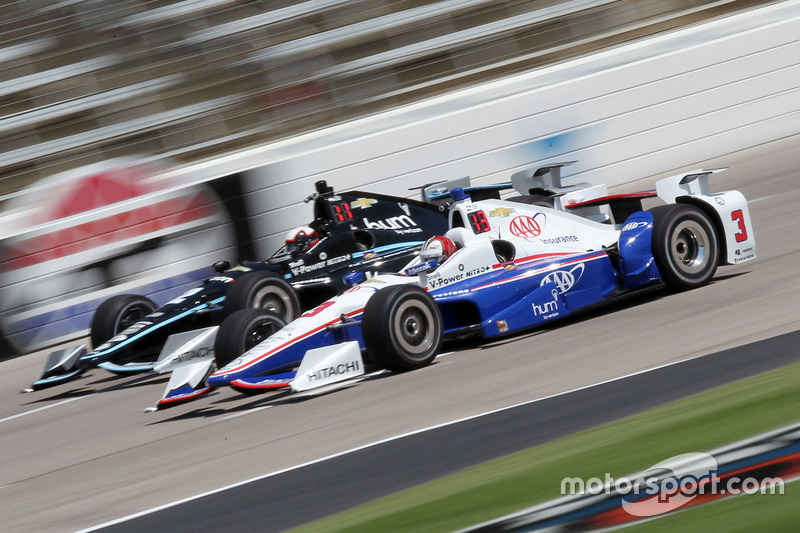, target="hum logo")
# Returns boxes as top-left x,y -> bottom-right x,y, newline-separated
533,289 -> 561,318
364,215 -> 417,230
